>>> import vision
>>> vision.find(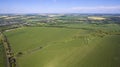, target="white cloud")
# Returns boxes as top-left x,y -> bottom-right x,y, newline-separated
71,6 -> 120,13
